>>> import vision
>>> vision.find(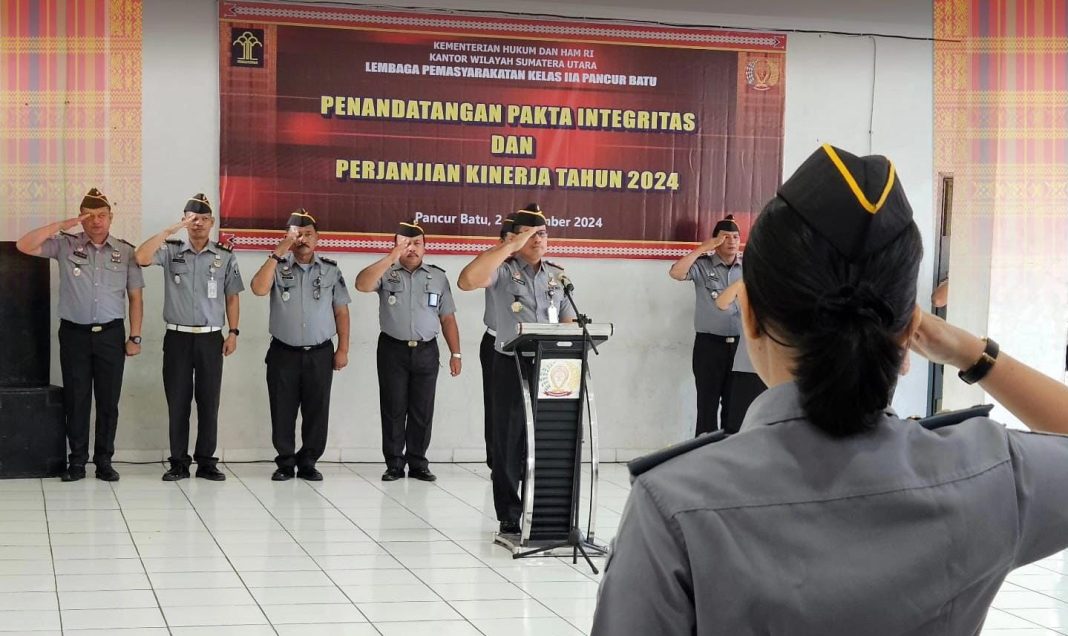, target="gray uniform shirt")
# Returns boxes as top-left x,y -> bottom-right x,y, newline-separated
150,239 -> 244,326
40,232 -> 144,324
375,262 -> 455,342
488,257 -> 576,354
268,254 -> 351,347
593,382 -> 1068,635
686,253 -> 742,335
